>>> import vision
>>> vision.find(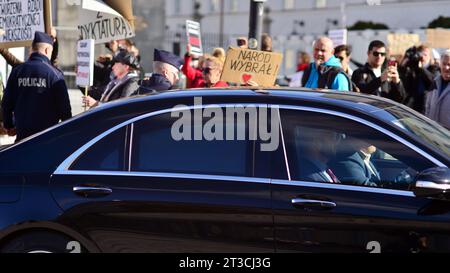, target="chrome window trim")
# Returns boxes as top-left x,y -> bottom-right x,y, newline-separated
52,170 -> 270,184
416,181 -> 450,190
128,123 -> 134,172
272,179 -> 415,197
55,103 -> 445,195
277,108 -> 291,180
